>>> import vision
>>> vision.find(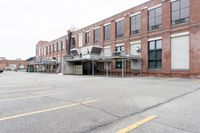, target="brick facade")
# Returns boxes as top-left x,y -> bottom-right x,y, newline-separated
36,0 -> 200,77
0,60 -> 28,71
